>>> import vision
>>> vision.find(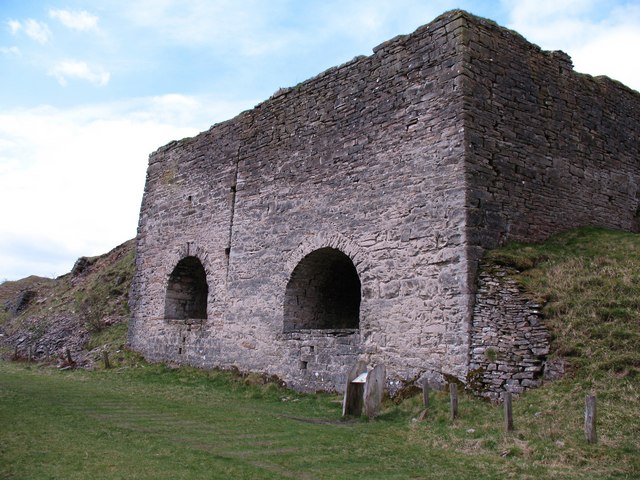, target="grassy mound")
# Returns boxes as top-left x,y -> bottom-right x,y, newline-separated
486,227 -> 640,380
